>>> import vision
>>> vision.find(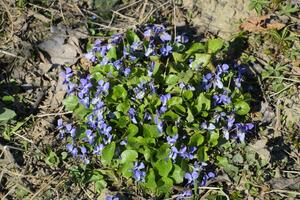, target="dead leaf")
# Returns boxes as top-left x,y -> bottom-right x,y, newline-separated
38,35 -> 81,65
249,138 -> 271,164
266,22 -> 285,30
292,60 -> 300,75
240,15 -> 285,33
269,177 -> 300,189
